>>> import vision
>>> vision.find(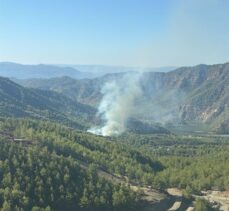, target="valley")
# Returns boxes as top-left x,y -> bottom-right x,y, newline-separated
1,1 -> 229,210
13,62 -> 229,134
